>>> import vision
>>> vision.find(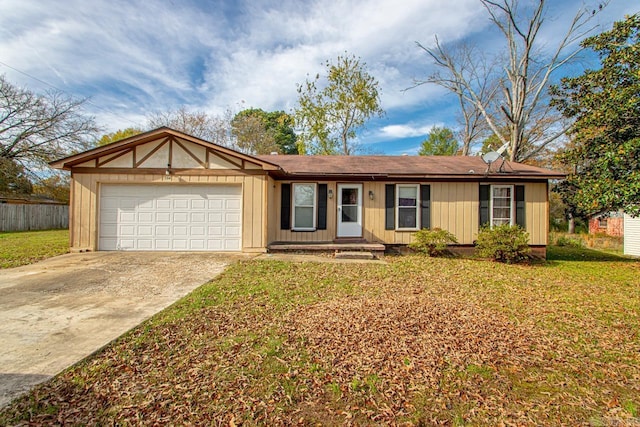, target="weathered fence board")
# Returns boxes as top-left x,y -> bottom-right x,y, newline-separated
0,204 -> 69,232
